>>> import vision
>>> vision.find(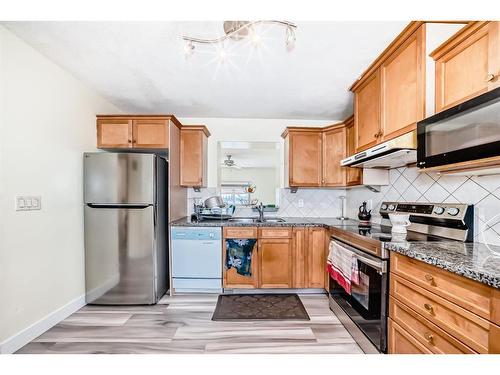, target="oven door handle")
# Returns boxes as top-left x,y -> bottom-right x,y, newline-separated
331,240 -> 387,273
